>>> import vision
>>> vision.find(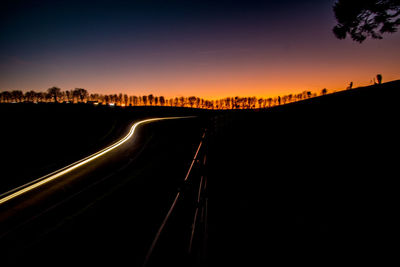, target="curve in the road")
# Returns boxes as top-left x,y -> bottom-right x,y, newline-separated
0,116 -> 192,205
